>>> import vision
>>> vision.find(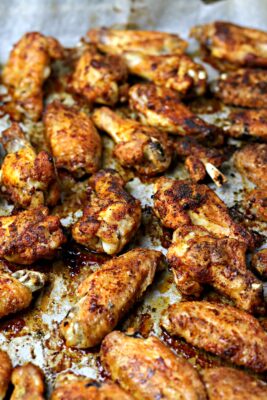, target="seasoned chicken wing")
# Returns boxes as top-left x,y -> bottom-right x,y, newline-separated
0,350 -> 12,400
251,248 -> 267,279
0,123 -> 56,208
190,21 -> 267,69
224,109 -> 267,141
2,32 -> 63,121
44,101 -> 102,177
167,225 -> 263,313
101,331 -> 206,400
202,367 -> 267,400
123,52 -> 206,97
0,207 -> 65,264
93,107 -> 171,176
87,28 -> 187,56
10,363 -> 44,400
60,248 -> 164,348
245,189 -> 267,222
161,301 -> 267,372
72,169 -> 141,254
